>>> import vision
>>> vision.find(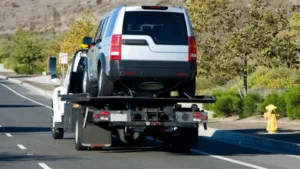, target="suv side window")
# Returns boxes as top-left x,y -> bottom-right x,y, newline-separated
100,17 -> 109,40
94,17 -> 109,44
94,20 -> 104,44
